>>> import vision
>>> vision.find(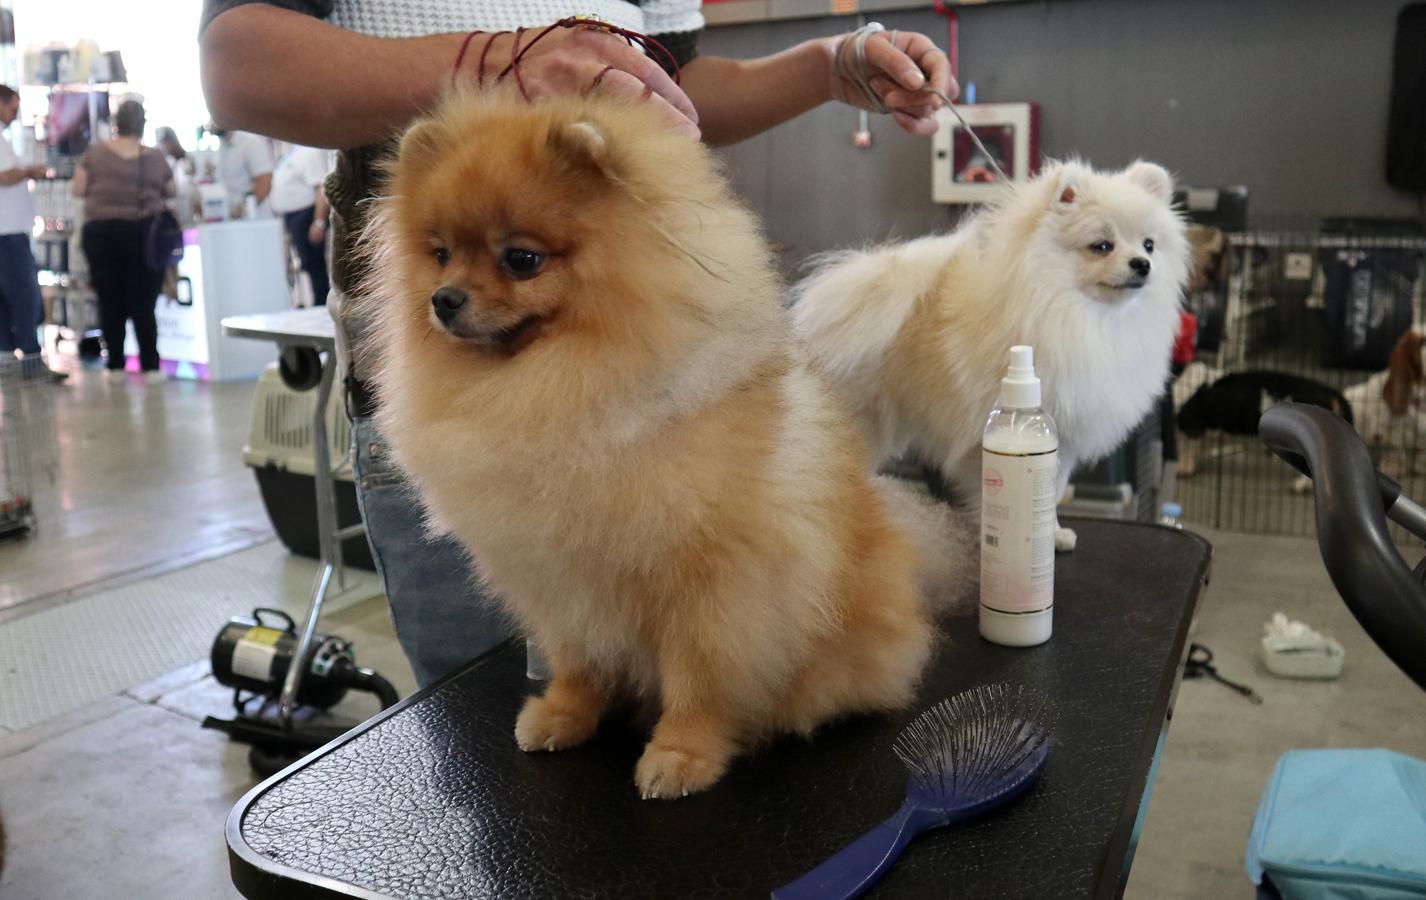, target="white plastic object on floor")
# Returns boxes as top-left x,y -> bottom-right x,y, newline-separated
143,370 -> 168,385
1260,612 -> 1345,680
